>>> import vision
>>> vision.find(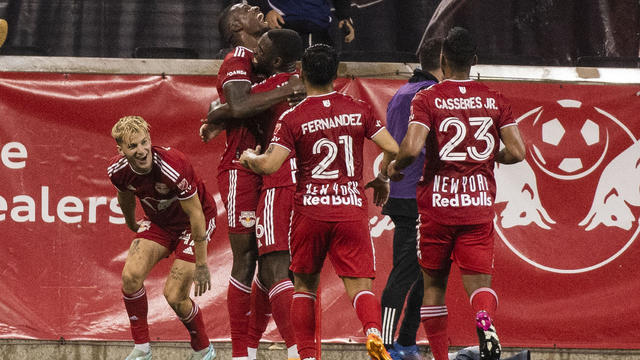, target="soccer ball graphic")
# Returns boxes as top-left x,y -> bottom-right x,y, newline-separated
529,99 -> 609,180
